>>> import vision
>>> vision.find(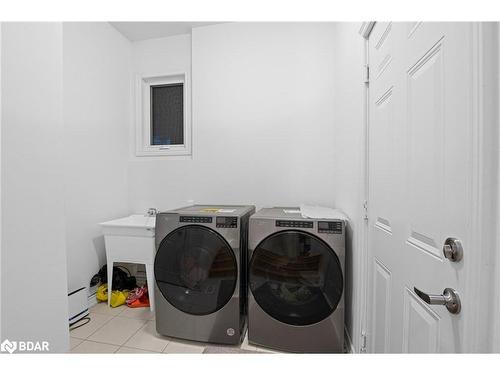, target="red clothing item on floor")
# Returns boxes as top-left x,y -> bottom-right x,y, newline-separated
126,285 -> 150,308
128,294 -> 150,308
